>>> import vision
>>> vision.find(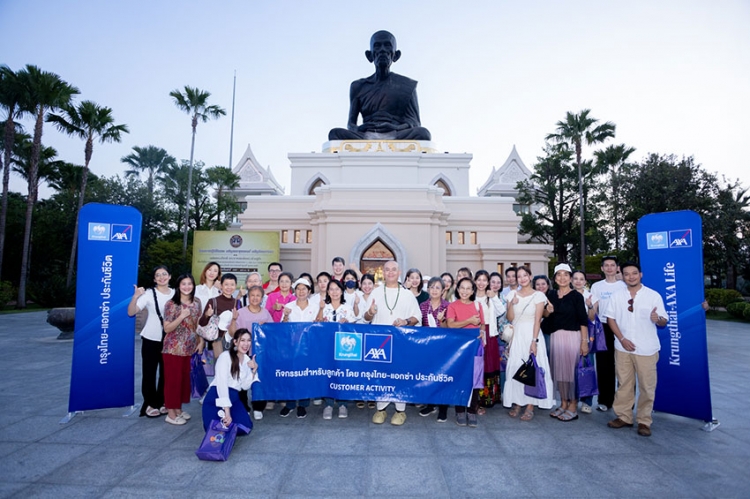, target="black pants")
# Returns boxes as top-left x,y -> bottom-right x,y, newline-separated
455,389 -> 480,415
595,322 -> 616,408
238,389 -> 267,412
140,337 -> 164,415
